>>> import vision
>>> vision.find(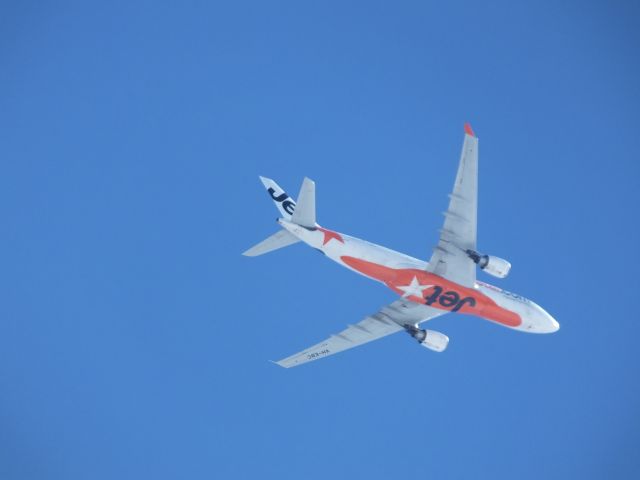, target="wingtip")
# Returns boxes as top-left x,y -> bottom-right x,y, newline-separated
269,359 -> 289,368
464,122 -> 476,137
